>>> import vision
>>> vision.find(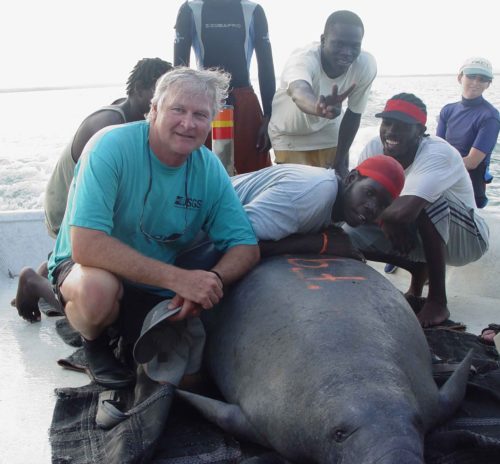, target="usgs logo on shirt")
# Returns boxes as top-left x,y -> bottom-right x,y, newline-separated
175,196 -> 203,209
